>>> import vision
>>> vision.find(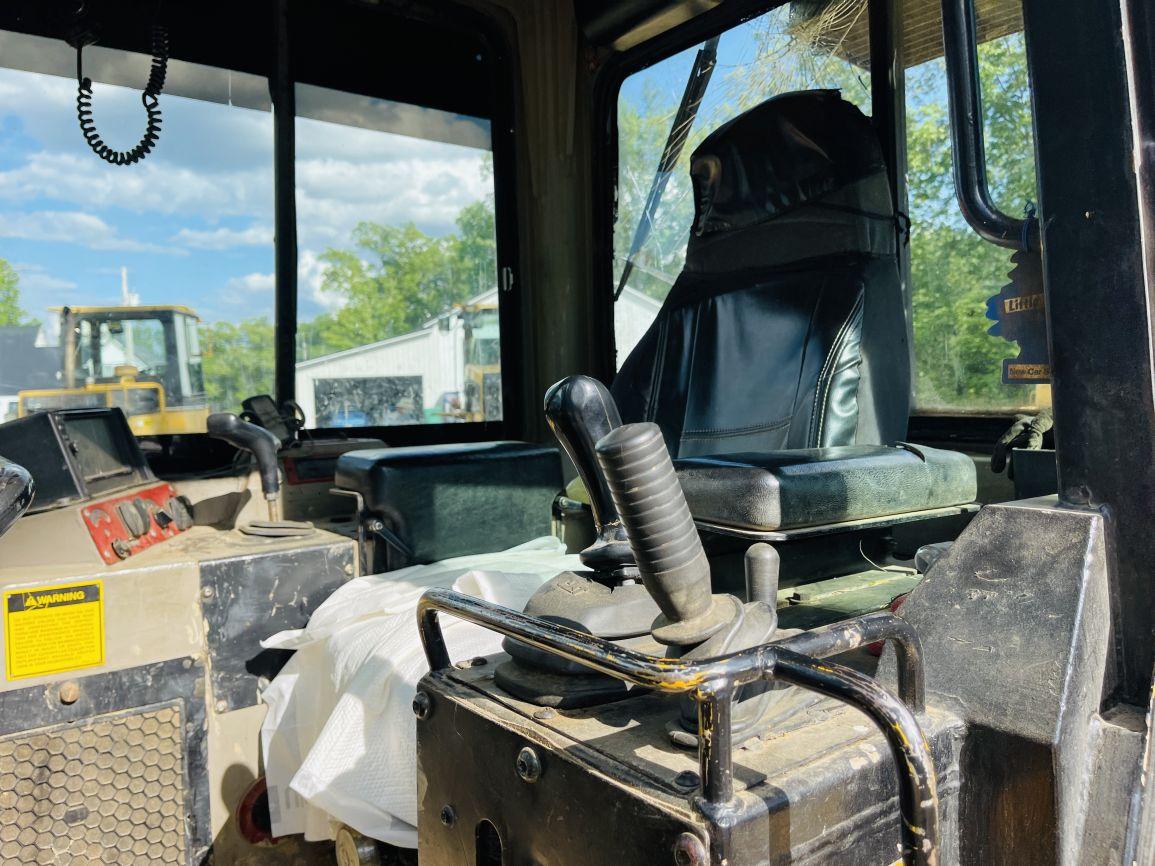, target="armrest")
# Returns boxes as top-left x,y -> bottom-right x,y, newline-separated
336,441 -> 563,568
